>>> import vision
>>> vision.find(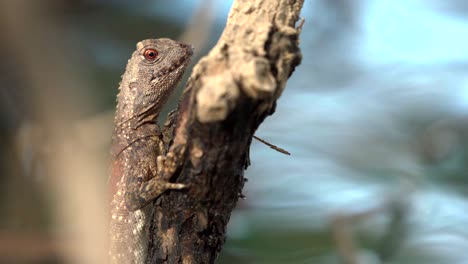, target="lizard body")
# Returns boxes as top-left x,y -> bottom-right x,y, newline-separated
109,38 -> 193,264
